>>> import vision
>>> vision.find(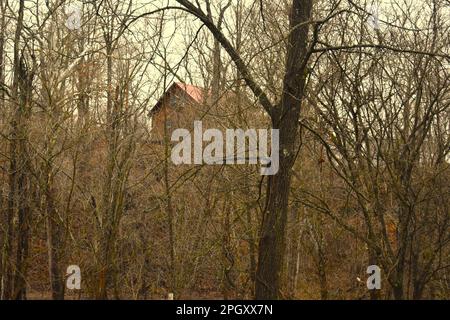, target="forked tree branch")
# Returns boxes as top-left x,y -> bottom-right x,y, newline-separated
175,0 -> 275,116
